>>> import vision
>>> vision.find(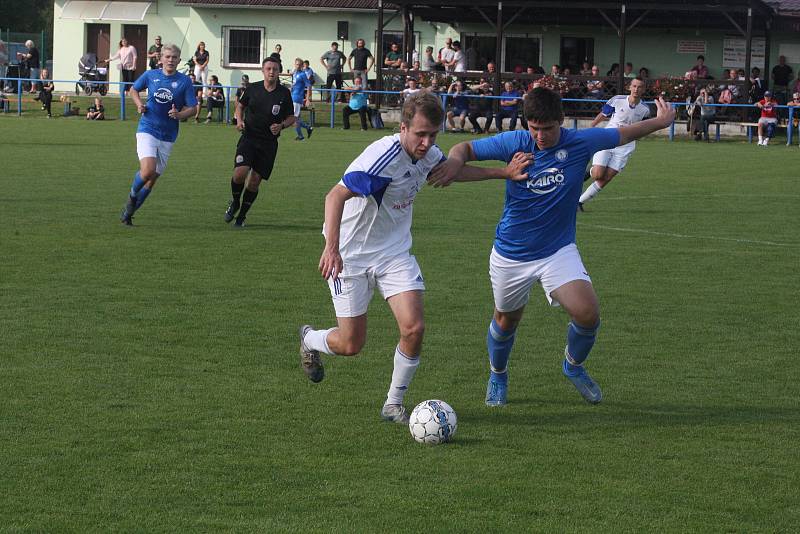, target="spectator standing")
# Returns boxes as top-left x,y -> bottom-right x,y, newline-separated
108,38 -> 138,85
439,38 -> 455,73
147,36 -> 162,69
623,62 -> 635,78
750,67 -> 765,103
771,55 -> 793,104
694,88 -> 715,142
204,74 -> 224,123
756,90 -> 778,146
0,40 -> 8,88
453,41 -> 467,73
579,62 -> 591,76
419,46 -> 436,72
17,40 -> 40,93
788,92 -> 800,144
86,97 -> 105,120
342,76 -> 369,130
550,64 -> 561,77
321,42 -> 346,103
465,40 -> 481,71
36,68 -> 54,117
193,41 -> 210,89
385,42 -> 402,69
303,60 -> 318,96
348,39 -> 374,89
495,81 -> 522,131
690,55 -> 709,79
